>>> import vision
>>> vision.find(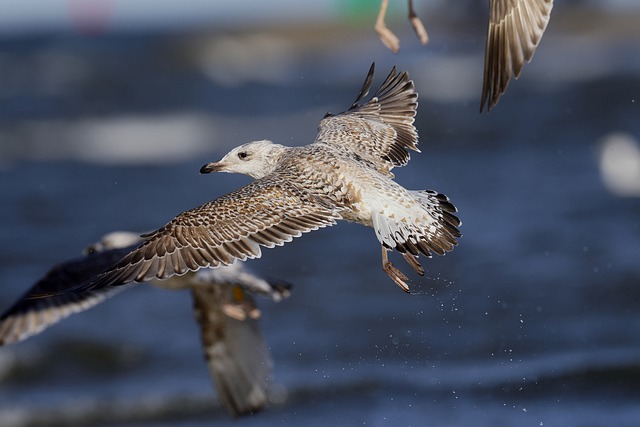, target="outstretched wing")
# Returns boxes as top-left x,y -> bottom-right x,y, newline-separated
68,177 -> 340,293
480,0 -> 554,112
0,246 -> 133,345
315,63 -> 419,175
189,266 -> 290,417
